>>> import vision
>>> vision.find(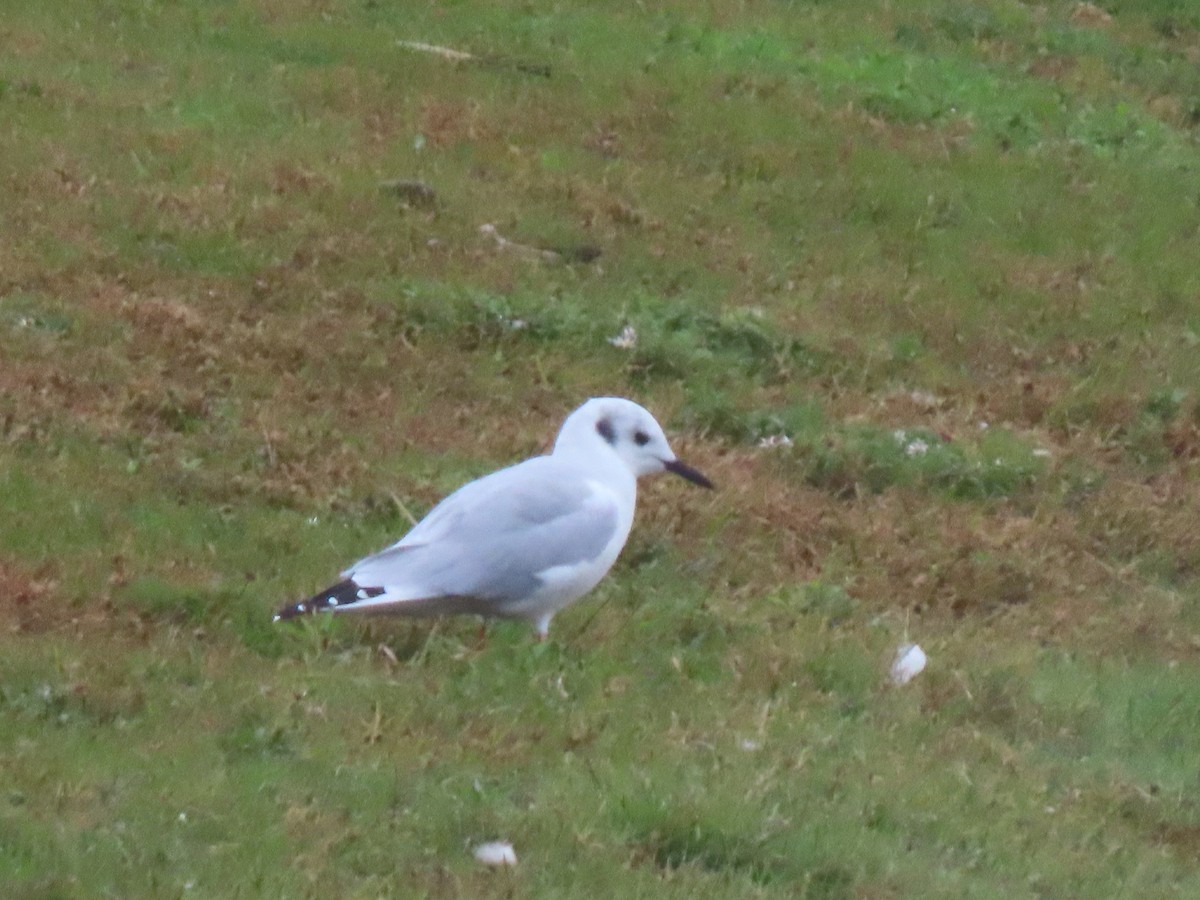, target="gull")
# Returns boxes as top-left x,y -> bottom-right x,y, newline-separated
273,397 -> 713,637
